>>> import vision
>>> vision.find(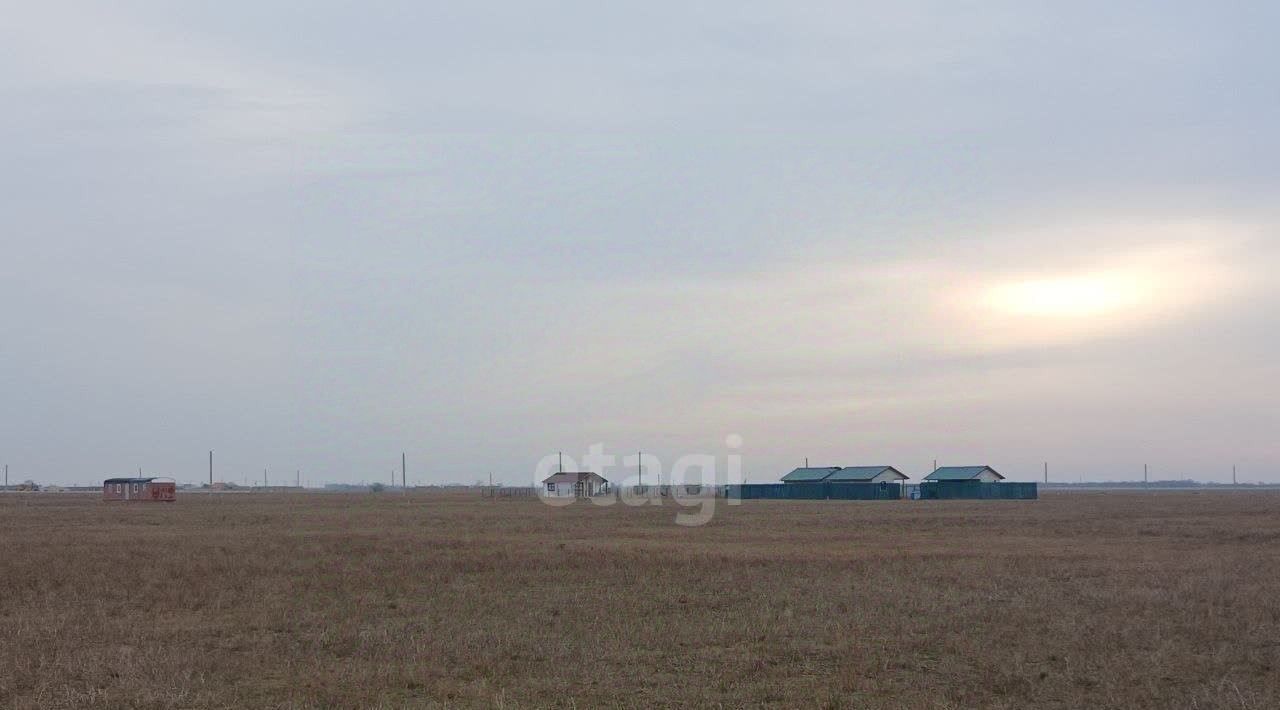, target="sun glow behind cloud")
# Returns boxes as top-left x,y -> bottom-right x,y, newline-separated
982,271 -> 1151,319
947,224 -> 1252,350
